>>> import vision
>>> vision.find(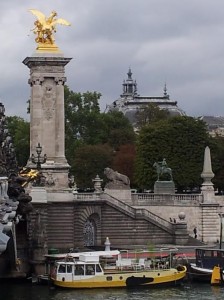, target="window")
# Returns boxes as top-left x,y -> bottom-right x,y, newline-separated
67,265 -> 72,273
86,264 -> 95,275
96,264 -> 102,273
58,264 -> 66,273
75,265 -> 84,275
